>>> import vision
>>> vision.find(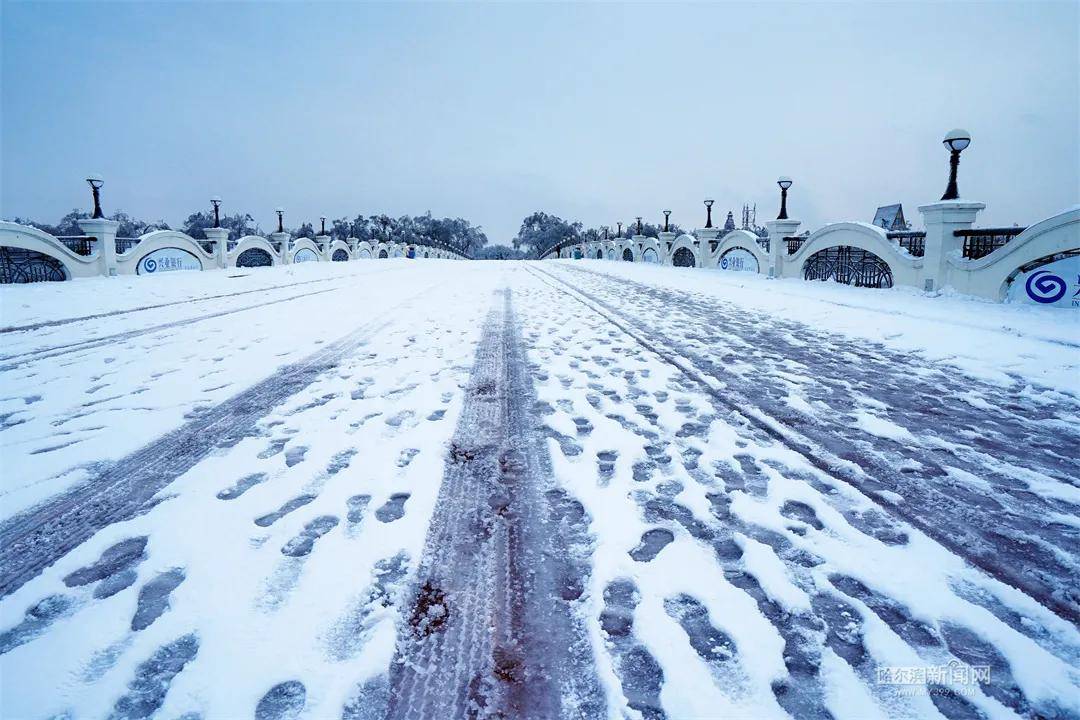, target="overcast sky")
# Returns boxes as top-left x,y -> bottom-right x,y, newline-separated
2,2 -> 1077,243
